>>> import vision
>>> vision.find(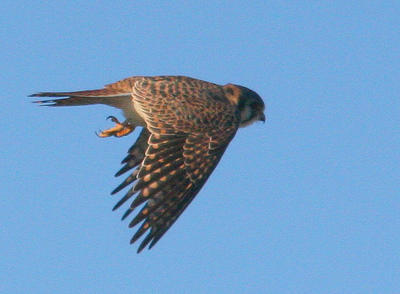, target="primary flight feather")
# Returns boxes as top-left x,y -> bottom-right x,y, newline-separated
31,75 -> 265,253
